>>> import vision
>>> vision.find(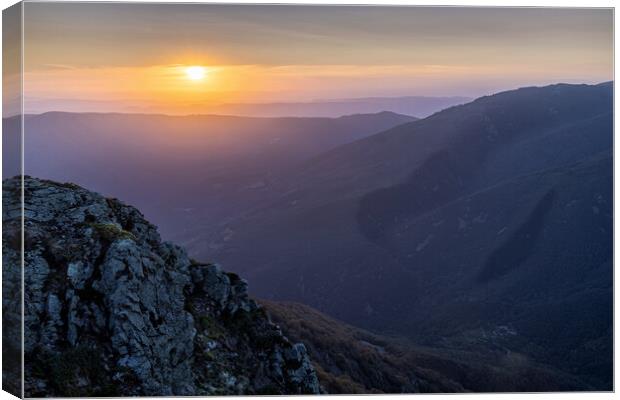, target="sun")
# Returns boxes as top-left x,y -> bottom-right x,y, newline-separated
185,66 -> 207,81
